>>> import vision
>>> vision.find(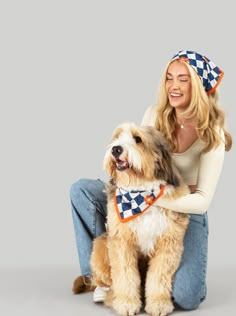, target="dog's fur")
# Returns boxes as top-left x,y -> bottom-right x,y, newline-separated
90,123 -> 190,316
